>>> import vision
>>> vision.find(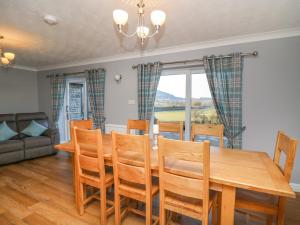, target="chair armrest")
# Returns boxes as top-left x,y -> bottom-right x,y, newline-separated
44,128 -> 60,144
